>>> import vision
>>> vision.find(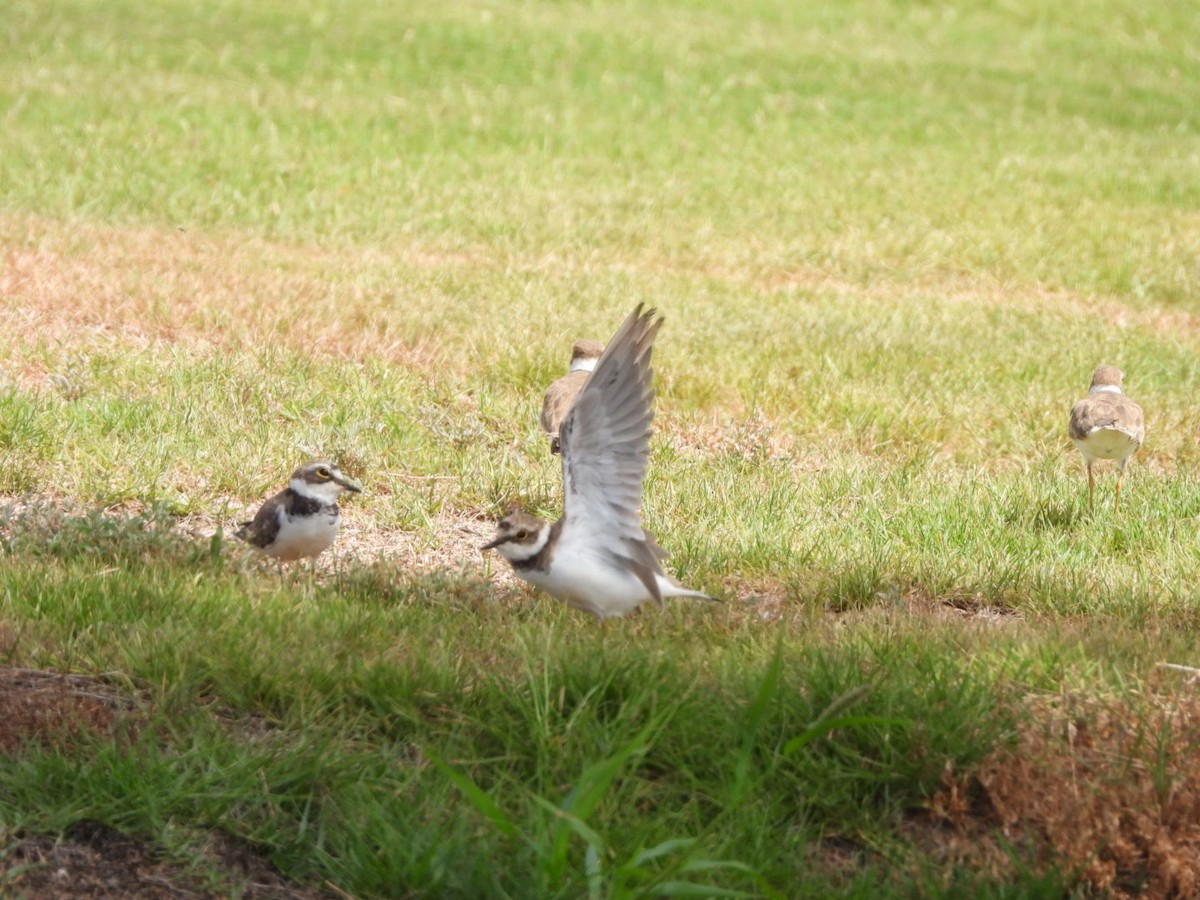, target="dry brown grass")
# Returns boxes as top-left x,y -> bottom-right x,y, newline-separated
0,666 -> 139,754
0,214 -> 471,369
927,684 -> 1200,897
670,409 -> 802,463
6,213 -> 1192,374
